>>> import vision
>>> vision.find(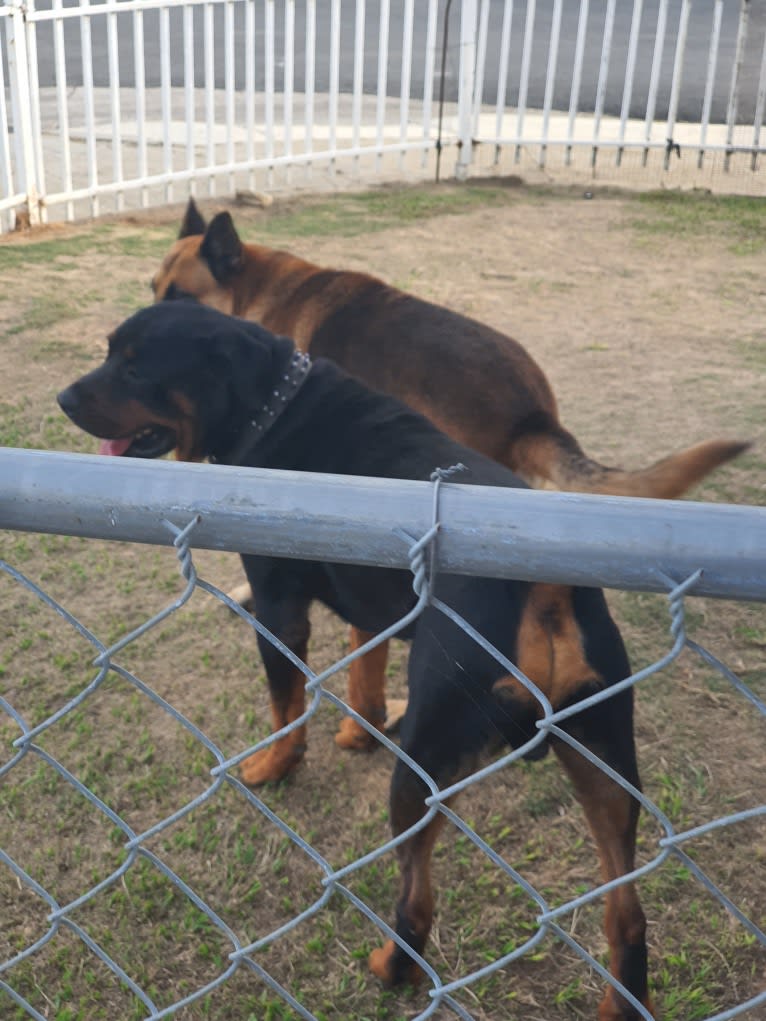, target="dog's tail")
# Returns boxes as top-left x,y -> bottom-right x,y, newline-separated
512,417 -> 749,499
